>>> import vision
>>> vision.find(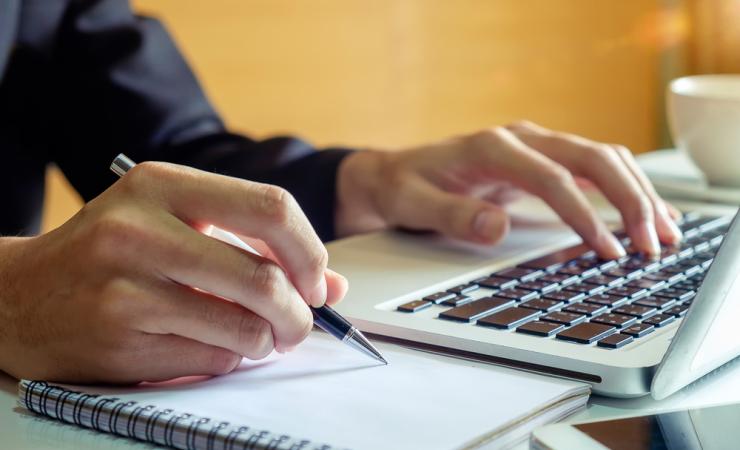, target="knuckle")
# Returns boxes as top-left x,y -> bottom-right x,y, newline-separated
613,144 -> 633,159
542,164 -> 574,190
125,161 -> 172,184
310,247 -> 329,272
283,302 -> 313,348
239,314 -> 274,360
248,259 -> 286,300
591,144 -> 619,163
256,184 -> 296,226
98,278 -> 138,324
633,195 -> 655,221
509,119 -> 536,130
208,349 -> 242,375
466,127 -> 509,158
86,209 -> 149,261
